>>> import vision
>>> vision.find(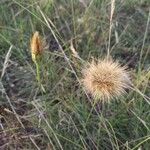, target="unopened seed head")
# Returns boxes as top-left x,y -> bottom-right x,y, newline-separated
82,59 -> 130,102
30,31 -> 43,62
